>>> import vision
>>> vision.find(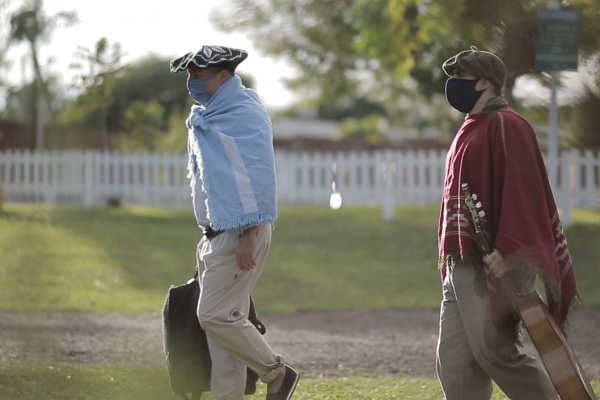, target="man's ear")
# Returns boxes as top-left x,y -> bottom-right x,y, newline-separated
220,69 -> 229,82
478,78 -> 491,91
